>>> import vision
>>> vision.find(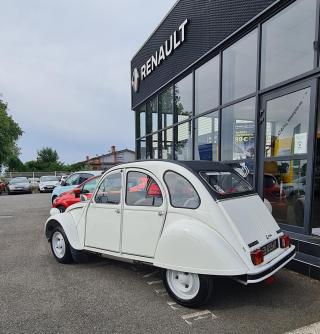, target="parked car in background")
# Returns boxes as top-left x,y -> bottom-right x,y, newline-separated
45,161 -> 295,307
7,177 -> 31,194
51,171 -> 103,204
60,175 -> 69,184
52,176 -> 101,212
39,176 -> 61,193
0,180 -> 7,194
28,177 -> 40,188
